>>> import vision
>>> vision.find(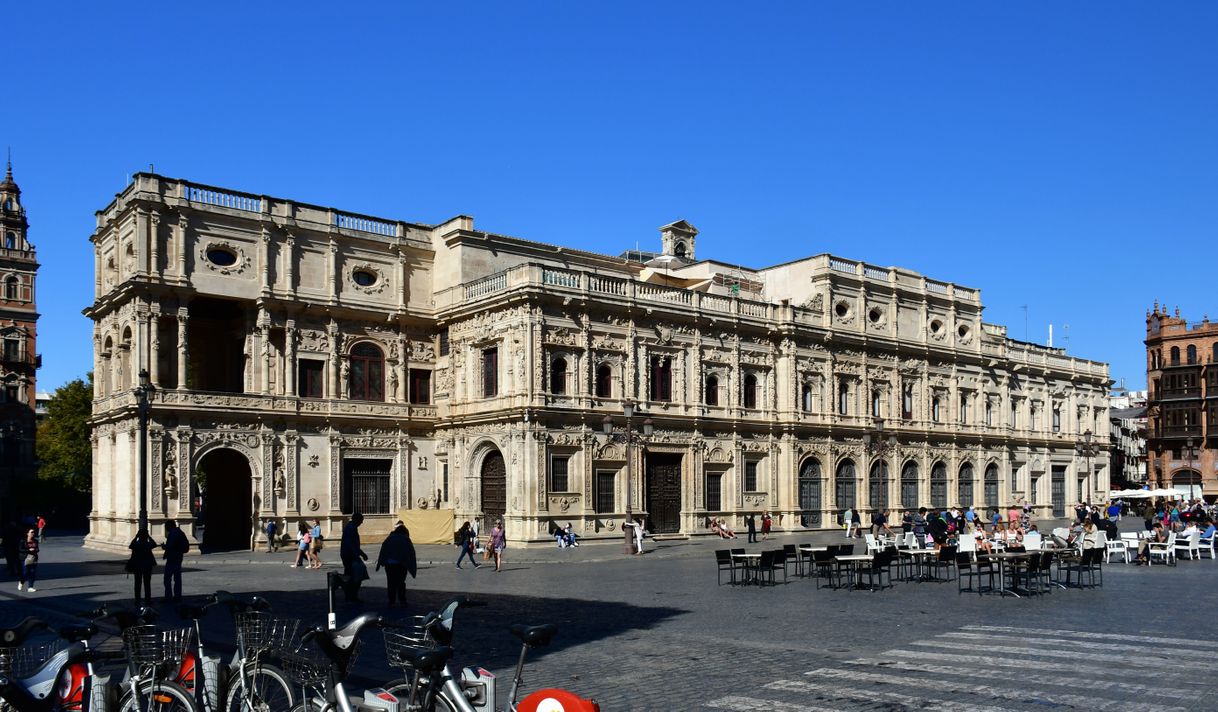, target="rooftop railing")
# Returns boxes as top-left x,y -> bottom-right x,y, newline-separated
184,184 -> 262,213
335,211 -> 397,237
